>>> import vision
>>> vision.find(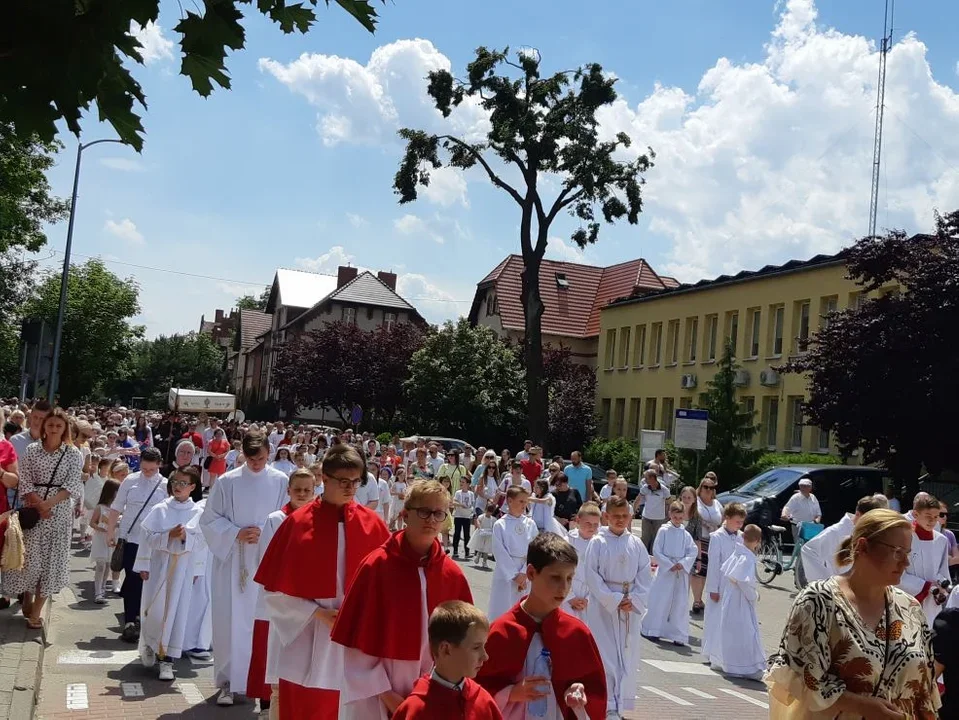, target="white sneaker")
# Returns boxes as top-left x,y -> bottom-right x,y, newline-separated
94,594 -> 107,604
104,579 -> 113,592
216,690 -> 234,706
185,648 -> 212,661
157,661 -> 174,681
